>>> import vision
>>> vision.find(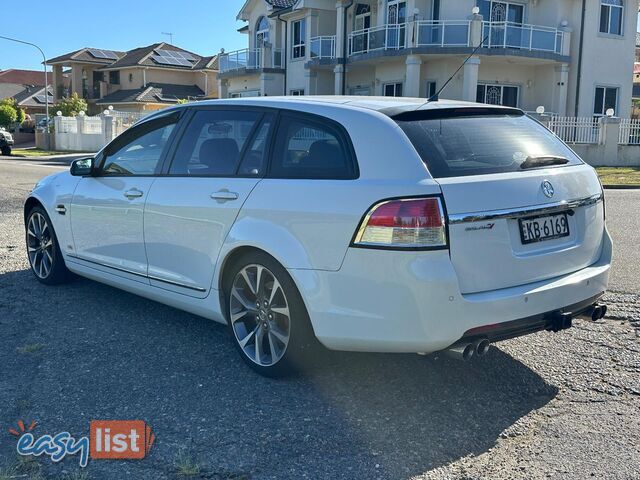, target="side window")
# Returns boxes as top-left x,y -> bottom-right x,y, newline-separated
270,114 -> 355,179
101,116 -> 177,176
238,116 -> 273,176
169,109 -> 262,176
